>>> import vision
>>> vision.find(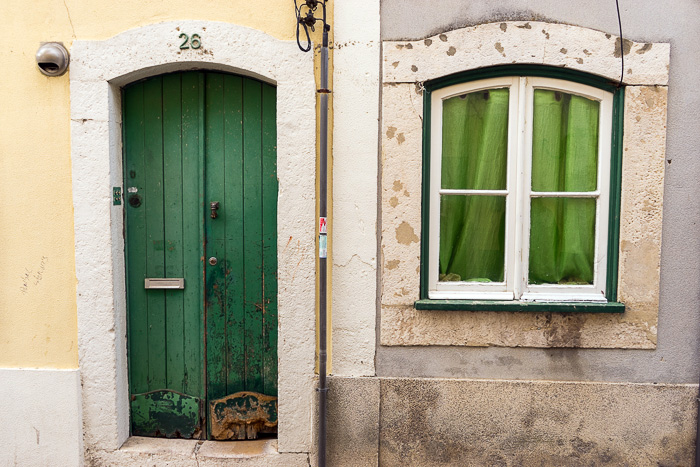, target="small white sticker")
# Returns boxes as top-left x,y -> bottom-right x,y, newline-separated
319,235 -> 327,258
128,187 -> 138,193
319,217 -> 327,234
